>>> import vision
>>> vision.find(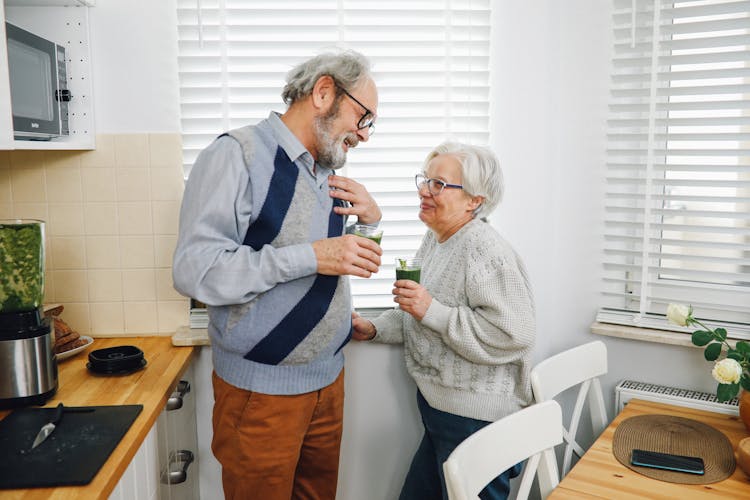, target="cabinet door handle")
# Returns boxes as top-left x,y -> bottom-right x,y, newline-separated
166,380 -> 191,411
161,449 -> 194,485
